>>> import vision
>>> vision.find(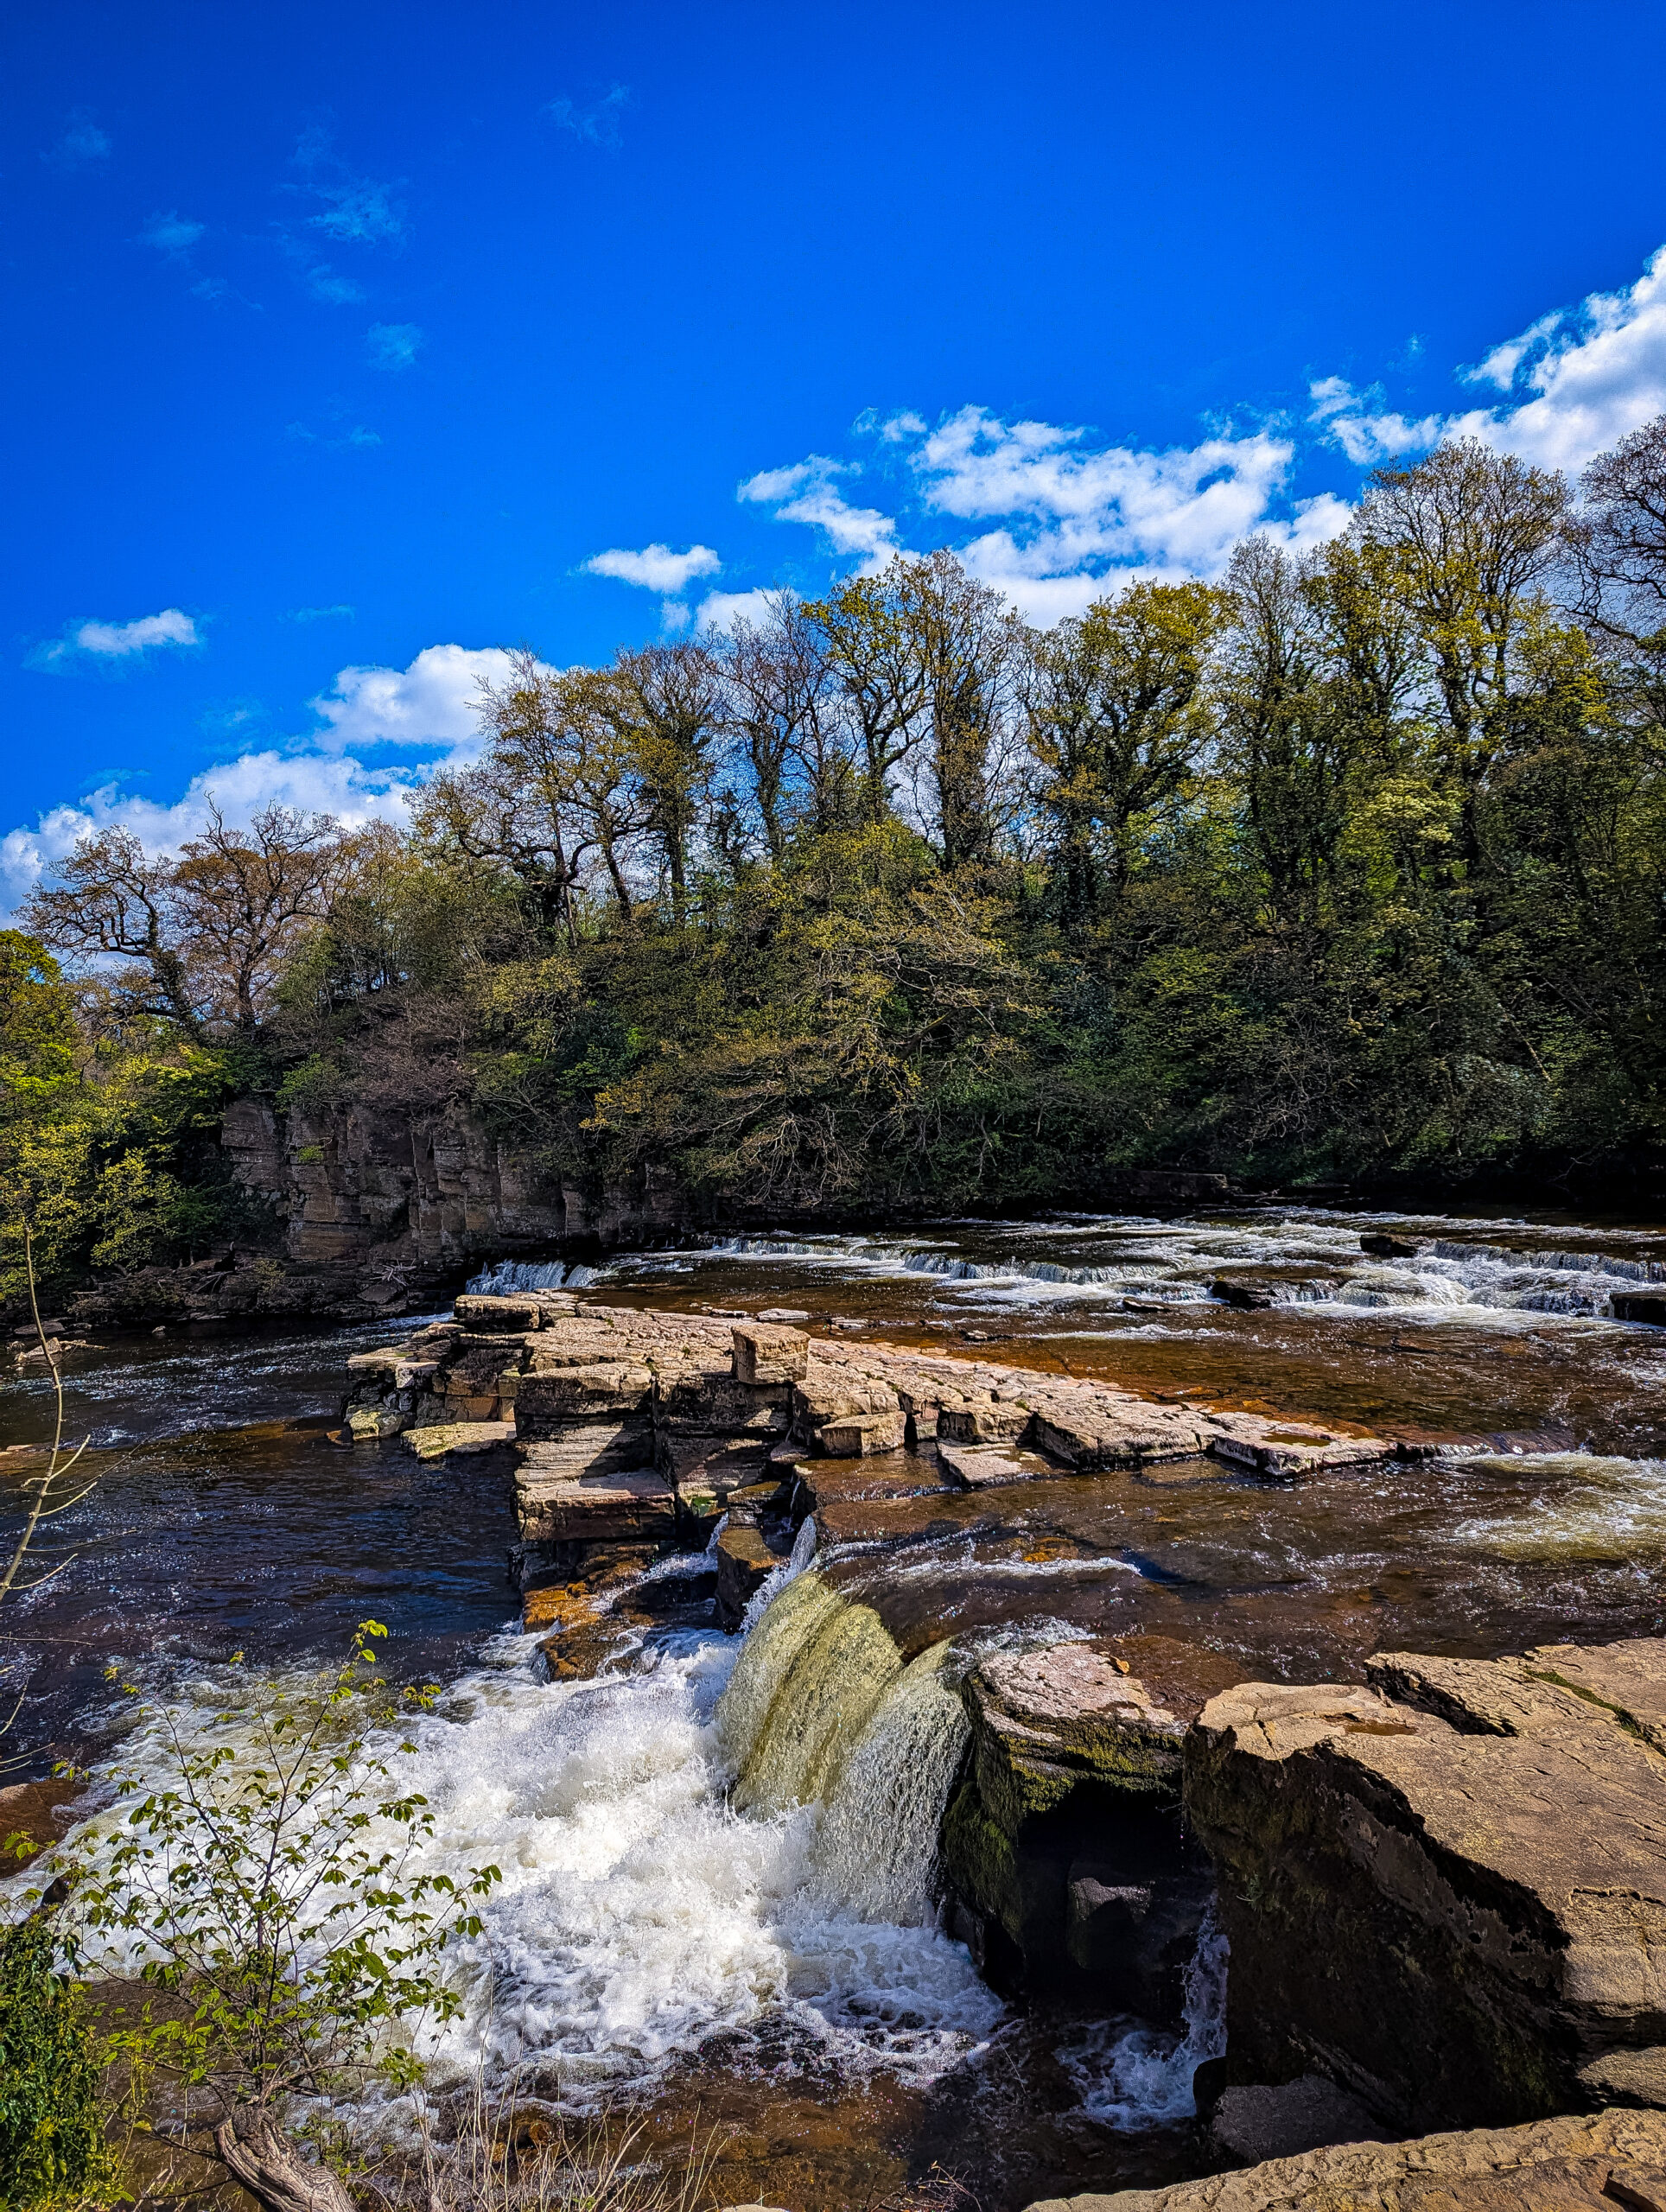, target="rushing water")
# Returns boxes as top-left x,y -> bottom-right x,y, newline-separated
10,1198 -> 1666,2208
